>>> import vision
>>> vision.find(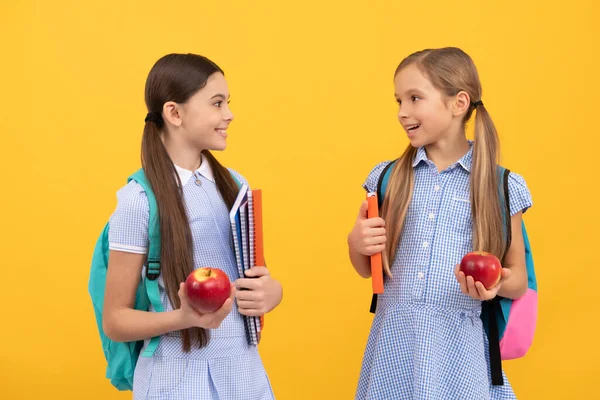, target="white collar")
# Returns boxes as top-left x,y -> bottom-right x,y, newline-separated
173,154 -> 215,185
